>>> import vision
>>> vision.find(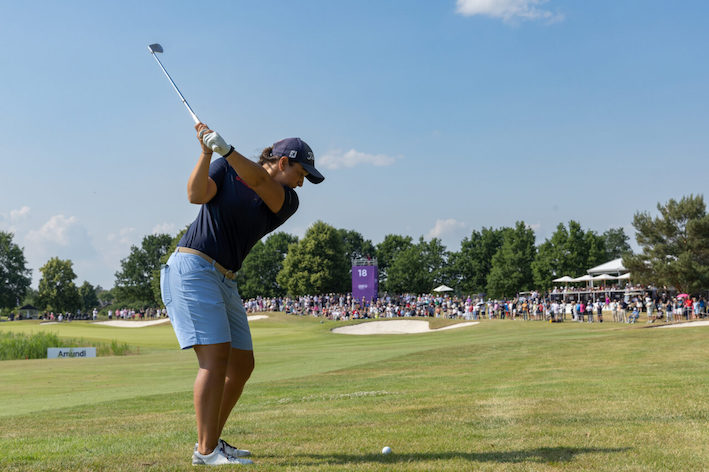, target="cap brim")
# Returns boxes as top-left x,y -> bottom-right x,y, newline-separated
301,163 -> 324,184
